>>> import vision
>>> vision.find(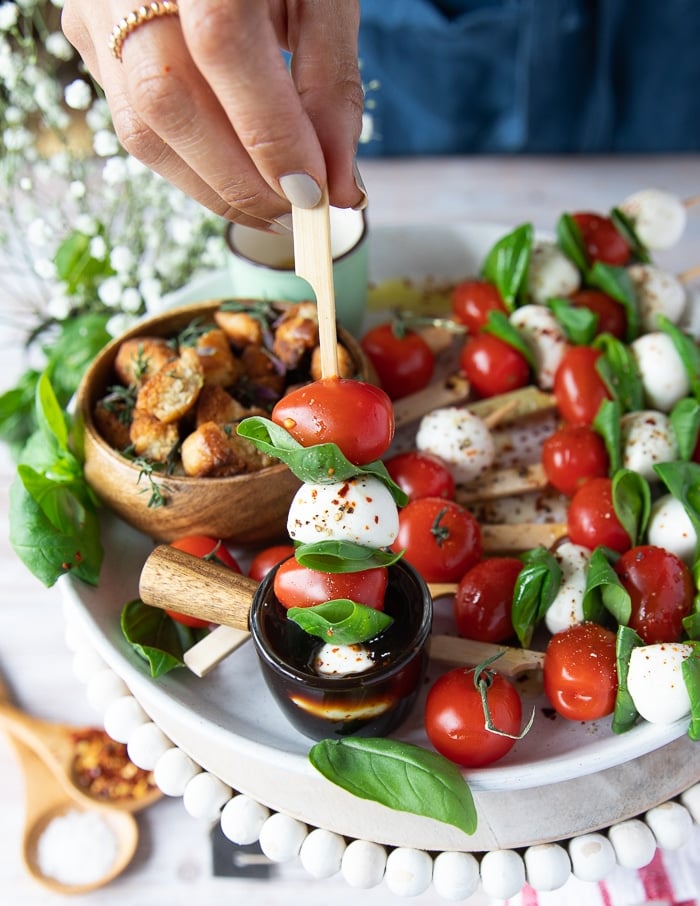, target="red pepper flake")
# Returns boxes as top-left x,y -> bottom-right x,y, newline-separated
71,727 -> 157,804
